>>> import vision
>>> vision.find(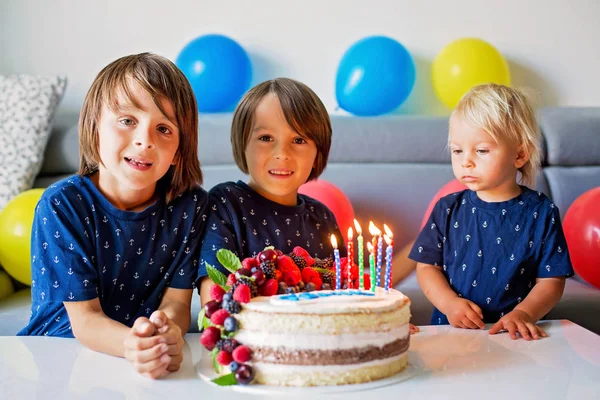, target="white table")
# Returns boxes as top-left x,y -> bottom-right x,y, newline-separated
1,320 -> 599,399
